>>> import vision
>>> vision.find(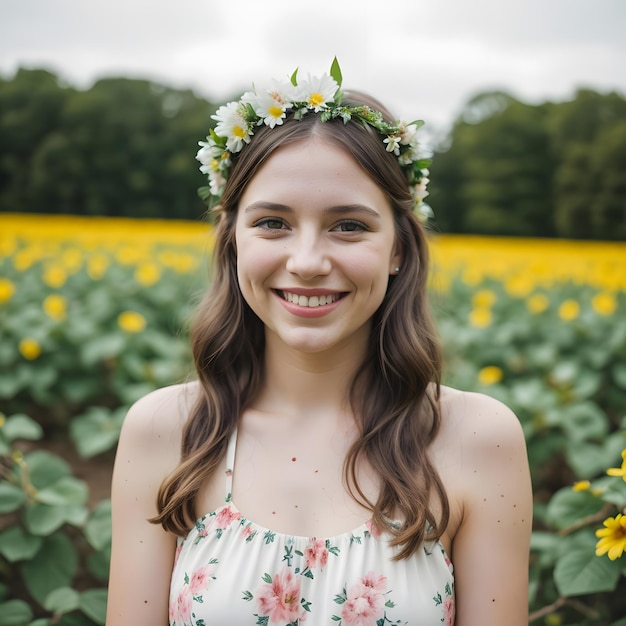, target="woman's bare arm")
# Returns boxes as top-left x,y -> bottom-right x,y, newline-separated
106,385 -> 190,626
450,392 -> 533,626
